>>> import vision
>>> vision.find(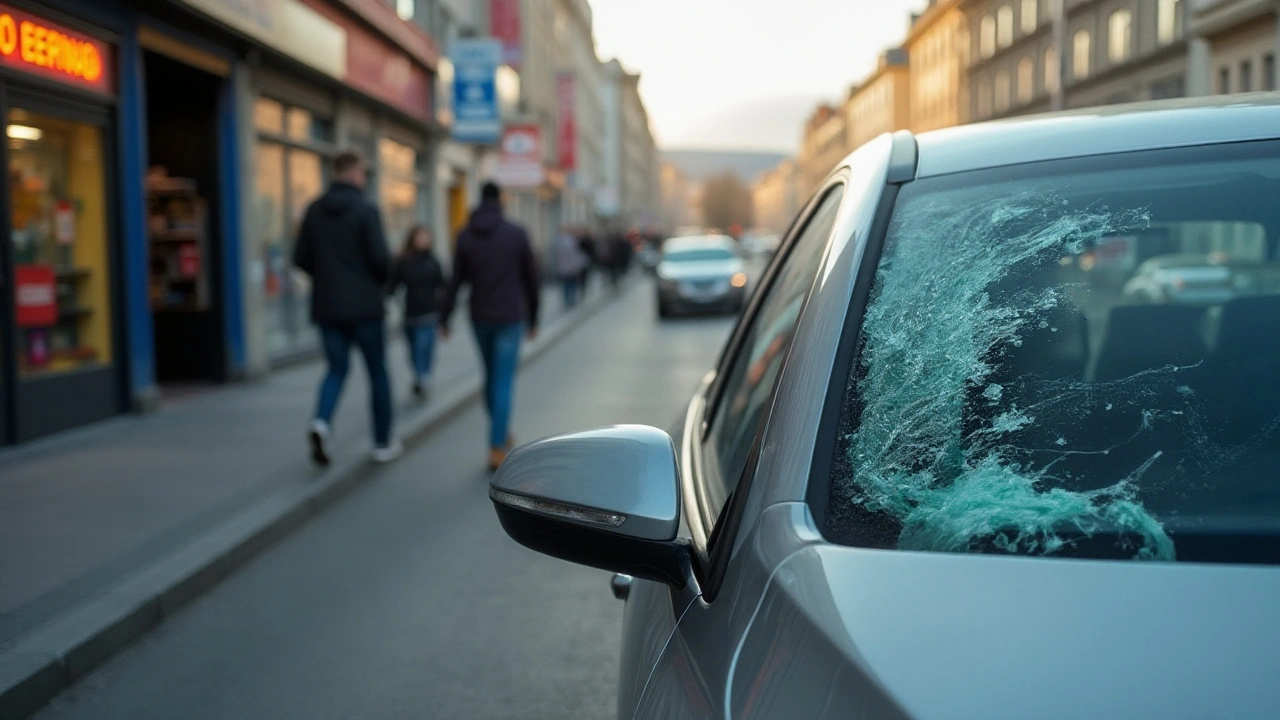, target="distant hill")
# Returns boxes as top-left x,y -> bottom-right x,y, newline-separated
662,150 -> 790,183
